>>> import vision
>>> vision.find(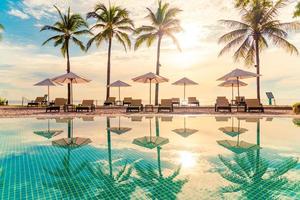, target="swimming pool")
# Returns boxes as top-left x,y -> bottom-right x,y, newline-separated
0,116 -> 299,199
